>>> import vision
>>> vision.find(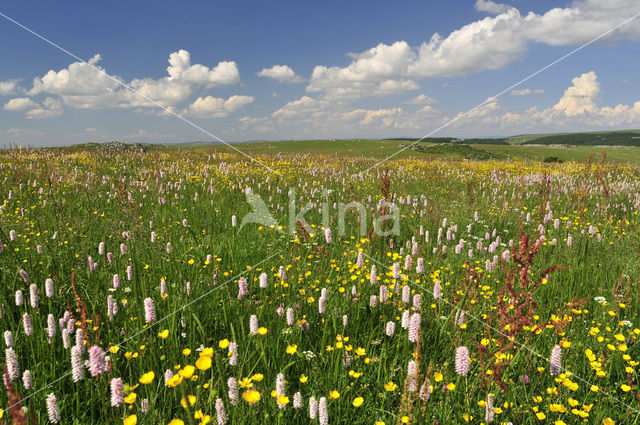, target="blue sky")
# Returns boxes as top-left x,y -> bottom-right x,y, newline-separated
0,0 -> 639,146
